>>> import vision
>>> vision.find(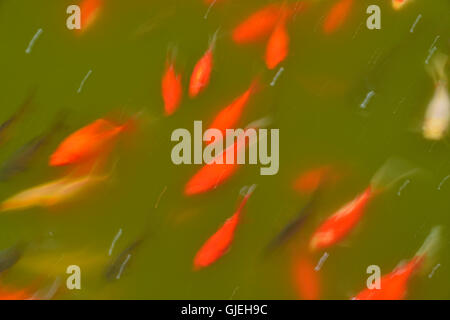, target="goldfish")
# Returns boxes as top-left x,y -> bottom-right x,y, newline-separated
0,242 -> 25,273
423,53 -> 449,141
291,254 -> 321,300
193,185 -> 255,270
50,117 -> 133,167
265,7 -> 290,70
309,158 -> 419,250
162,58 -> 183,116
206,79 -> 259,144
323,0 -> 354,34
0,88 -> 35,145
353,226 -> 442,300
0,114 -> 65,181
0,287 -> 34,300
0,171 -> 109,212
292,165 -> 338,194
80,0 -> 103,32
185,127 -> 257,196
392,0 -> 412,11
189,32 -> 218,98
232,4 -> 283,44
265,187 -> 323,254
